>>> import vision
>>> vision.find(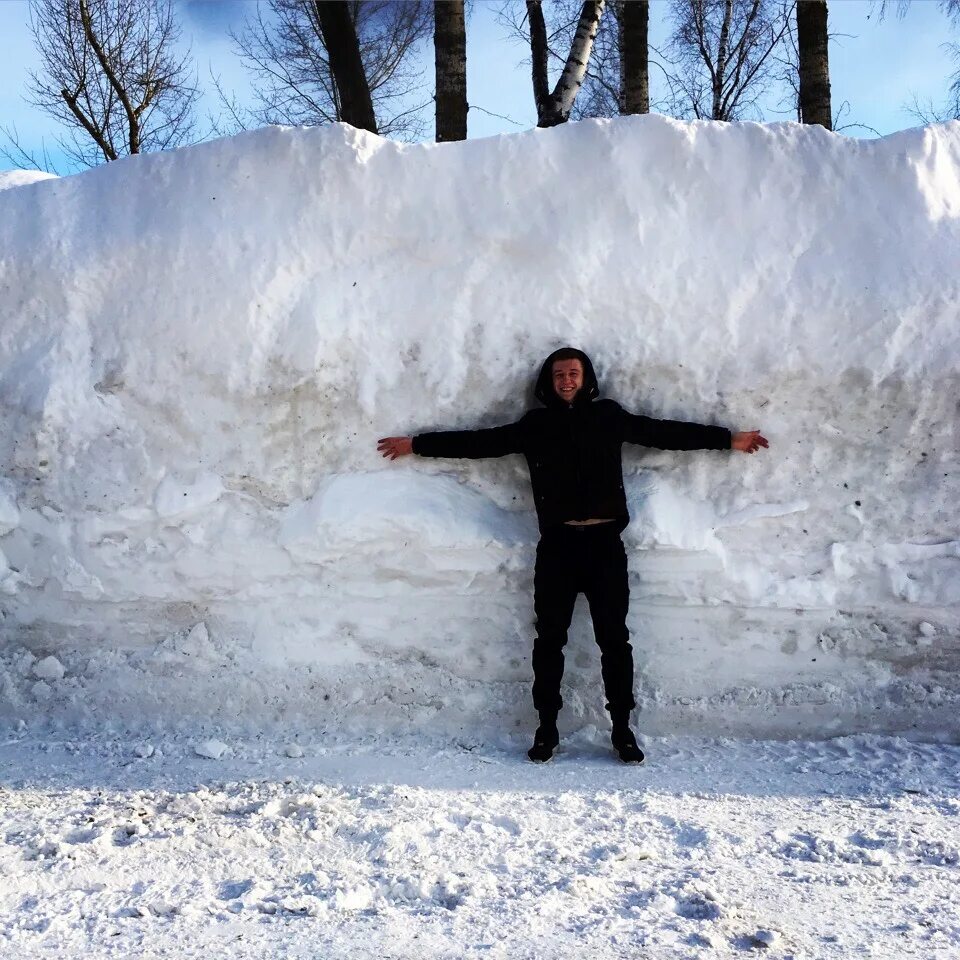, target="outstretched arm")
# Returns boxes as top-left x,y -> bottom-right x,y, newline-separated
731,430 -> 769,454
620,406 -> 769,455
621,407 -> 732,451
378,418 -> 527,461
